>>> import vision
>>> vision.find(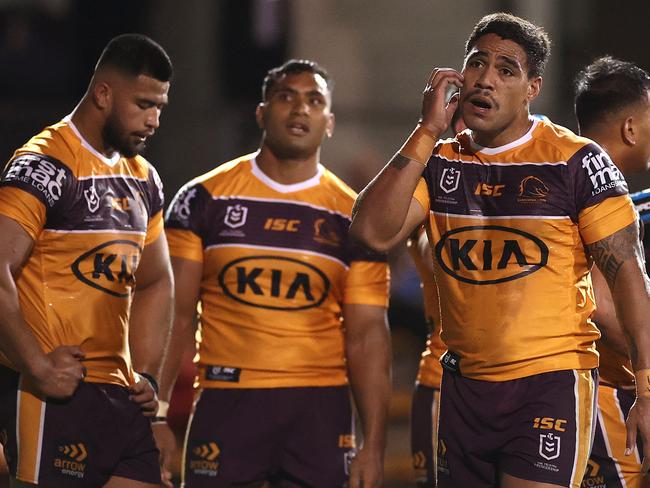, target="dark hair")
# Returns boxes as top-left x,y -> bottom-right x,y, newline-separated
96,33 -> 173,82
574,56 -> 650,131
465,12 -> 551,78
261,59 -> 332,101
